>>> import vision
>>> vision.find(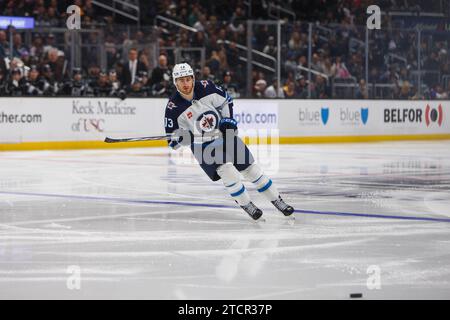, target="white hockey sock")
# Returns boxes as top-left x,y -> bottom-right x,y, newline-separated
217,163 -> 251,206
241,163 -> 280,202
